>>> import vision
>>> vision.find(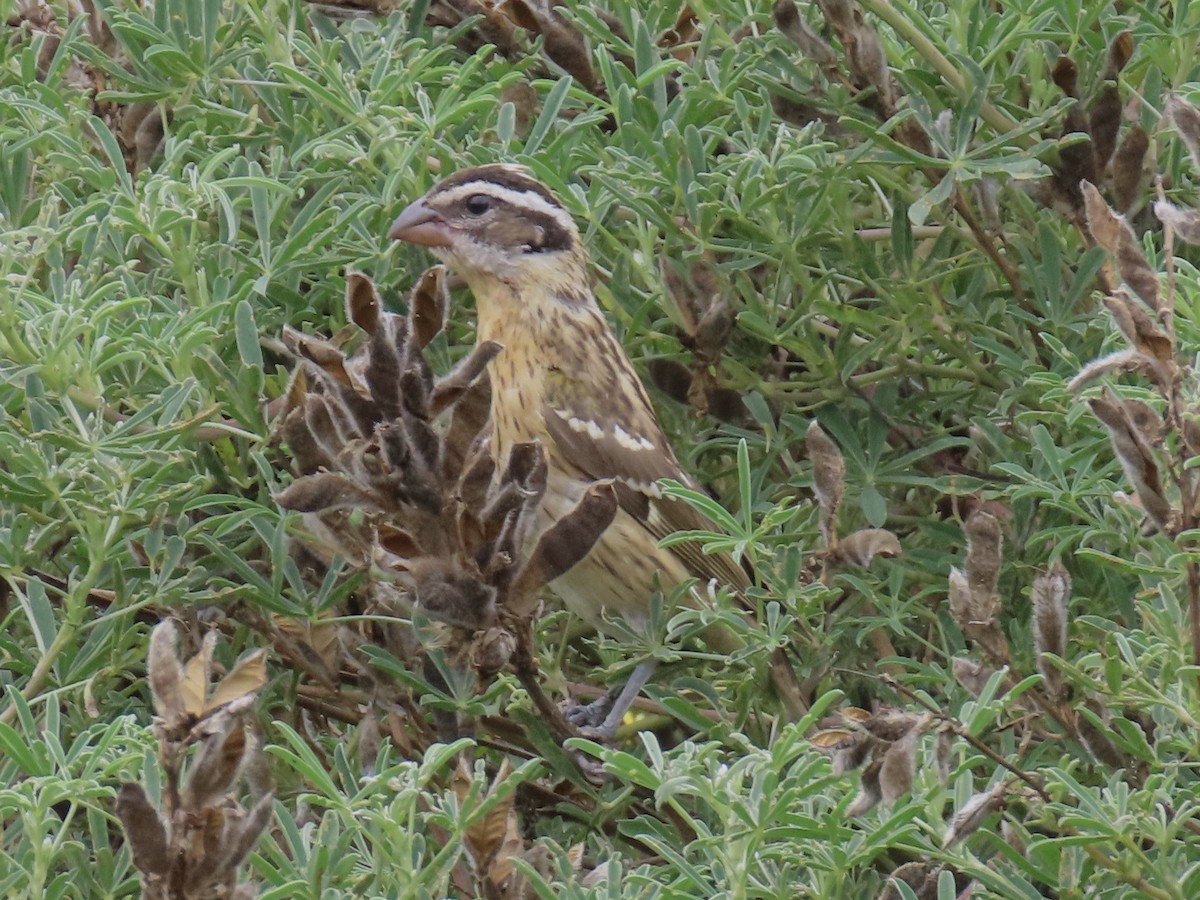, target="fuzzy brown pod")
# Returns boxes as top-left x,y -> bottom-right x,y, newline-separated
773,0 -> 837,68
1153,199 -> 1200,245
1089,84 -> 1121,174
648,358 -> 694,406
659,4 -> 701,62
499,0 -> 595,89
770,93 -> 840,130
426,0 -> 522,59
1102,290 -> 1173,367
409,265 -> 450,349
807,421 -> 846,549
499,81 -> 539,138
1051,55 -> 1078,97
1067,348 -> 1156,394
846,757 -> 884,817
878,726 -> 919,806
963,510 -> 1002,608
1031,561 -> 1071,701
942,782 -> 1008,849
816,707 -> 928,815
1167,95 -> 1200,173
1112,126 -> 1149,214
660,256 -> 725,355
948,567 -> 1008,664
654,255 -> 750,422
1088,387 -> 1174,533
1104,30 -> 1134,79
117,622 -> 274,899
833,528 -> 901,568
1081,181 -> 1160,311
951,656 -> 996,698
